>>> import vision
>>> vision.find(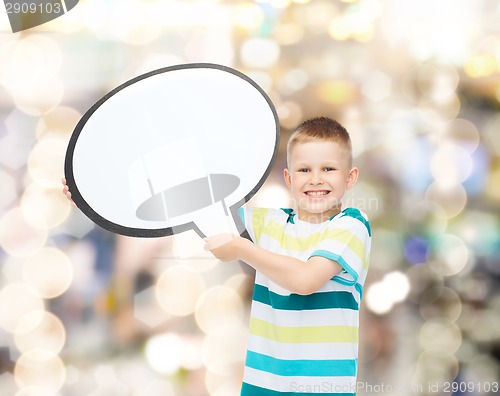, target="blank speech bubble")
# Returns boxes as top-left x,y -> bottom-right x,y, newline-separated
64,63 -> 280,238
